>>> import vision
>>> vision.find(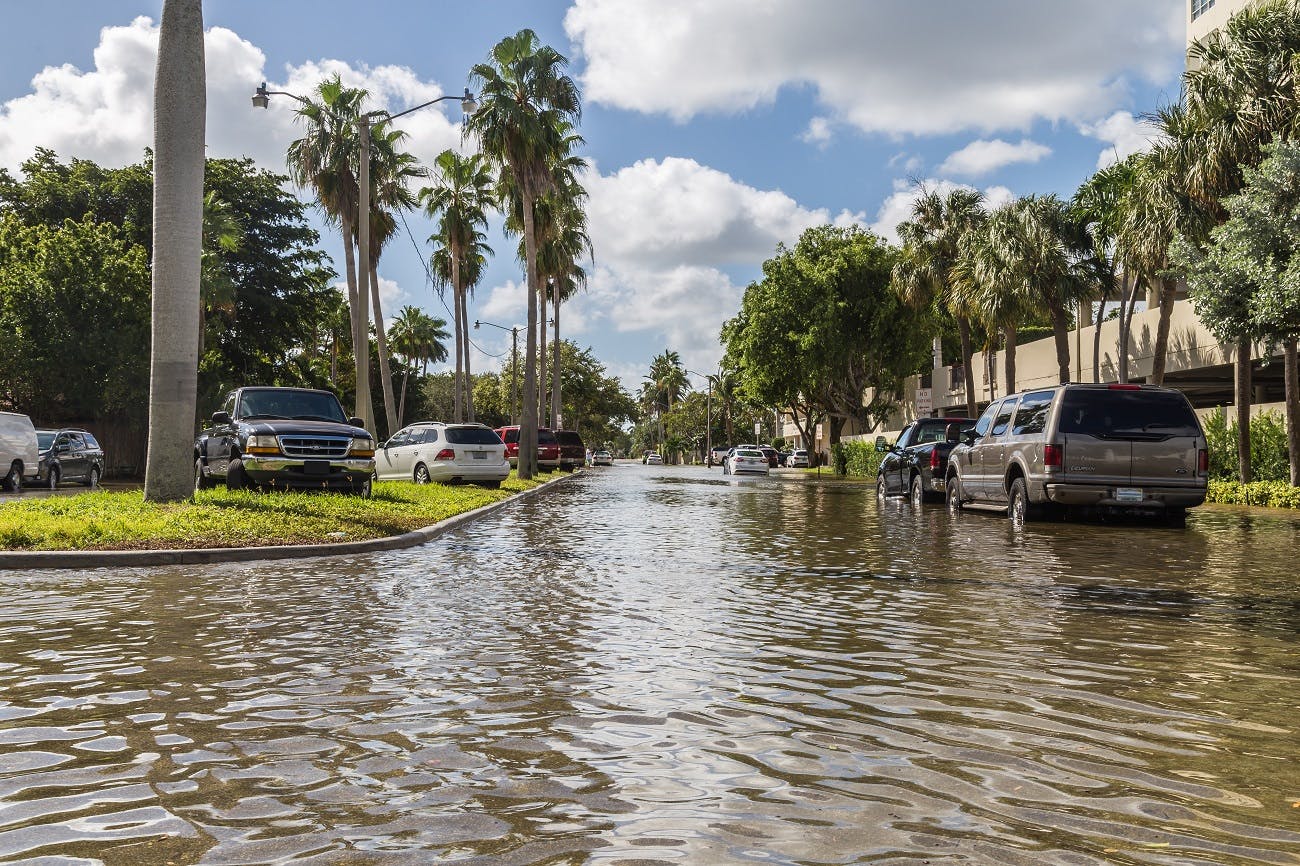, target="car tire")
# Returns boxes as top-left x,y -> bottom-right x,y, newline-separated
195,458 -> 214,491
909,474 -> 925,506
226,459 -> 248,491
2,462 -> 22,493
1008,477 -> 1040,525
876,475 -> 887,501
946,475 -> 963,512
1164,507 -> 1188,528
85,467 -> 99,488
352,477 -> 372,498
413,463 -> 430,485
45,465 -> 59,489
